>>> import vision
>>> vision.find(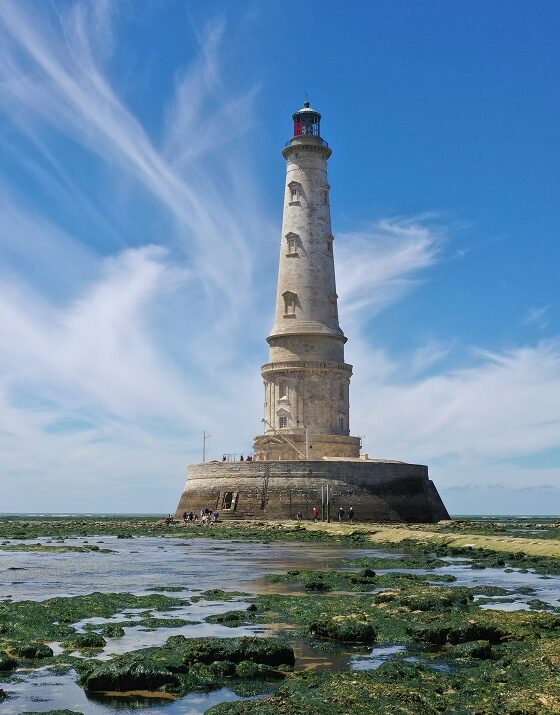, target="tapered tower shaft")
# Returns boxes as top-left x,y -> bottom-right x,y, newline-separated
254,101 -> 360,460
